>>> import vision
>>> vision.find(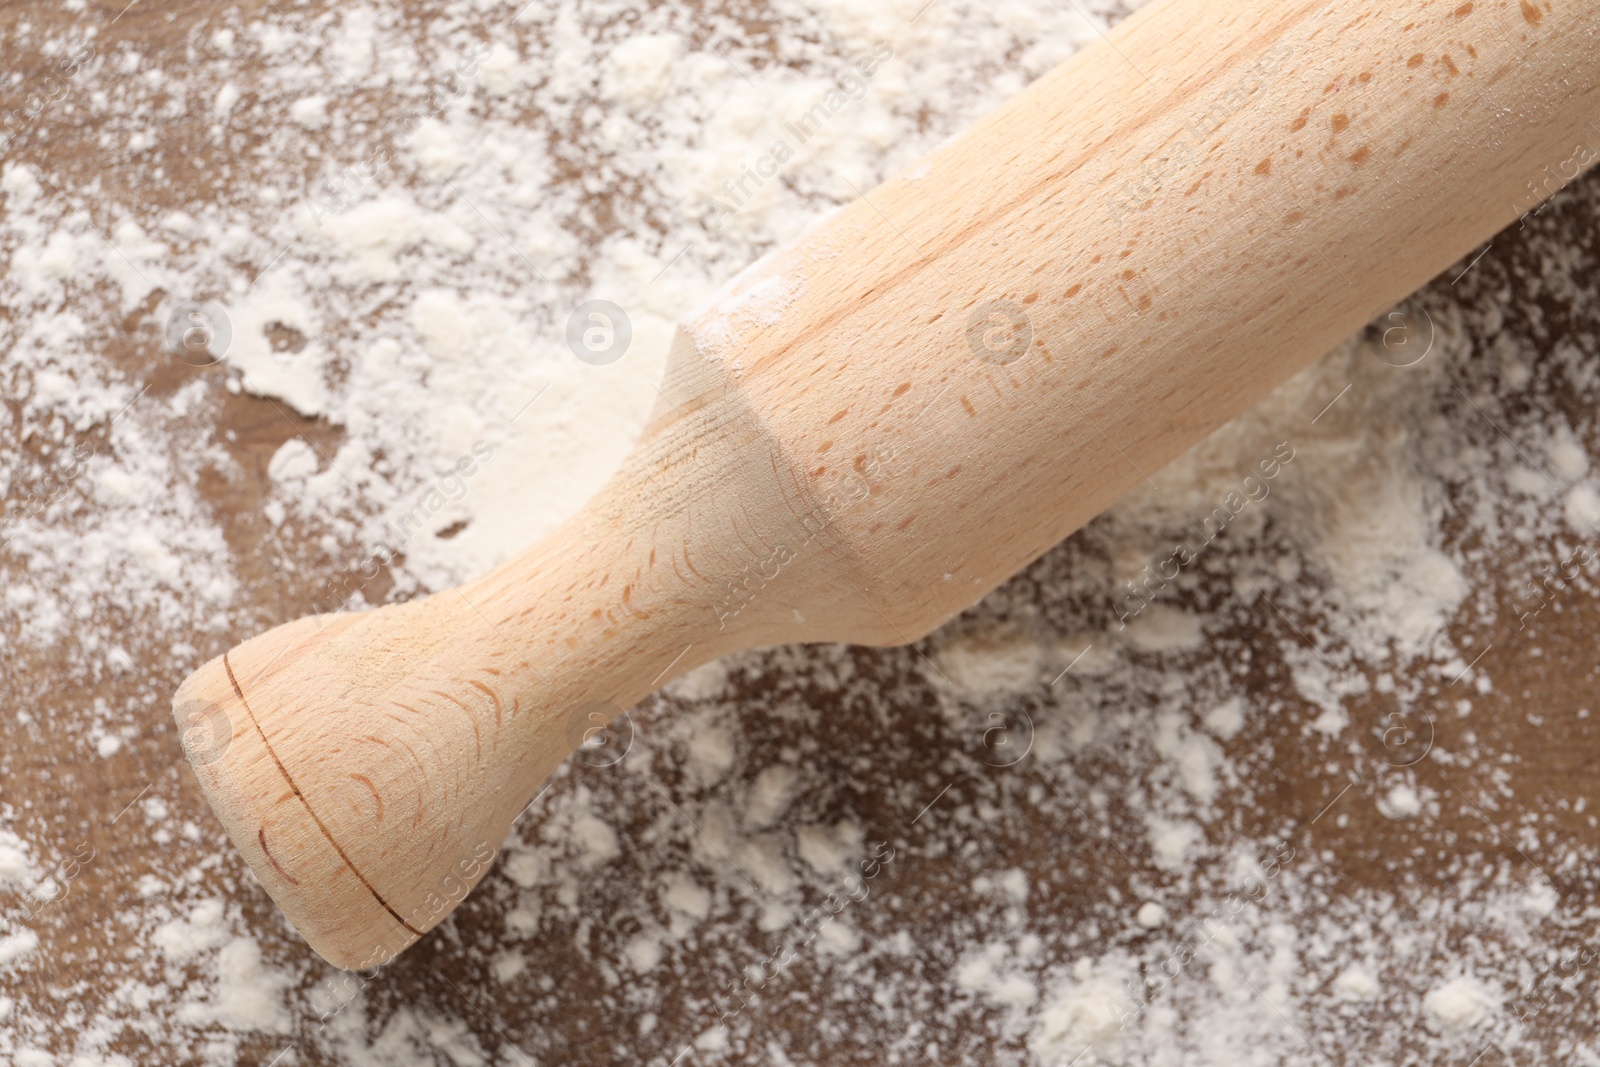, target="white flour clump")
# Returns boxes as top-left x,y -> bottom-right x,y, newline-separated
1115,329 -> 1472,666
935,627 -> 1048,696
1424,975 -> 1500,1032
0,833 -> 38,892
1030,957 -> 1135,1060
